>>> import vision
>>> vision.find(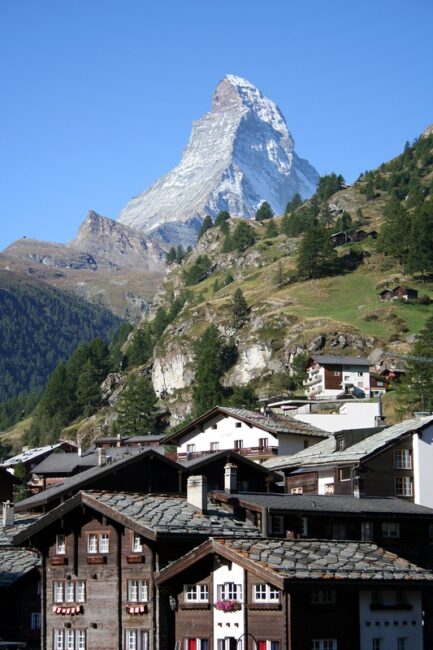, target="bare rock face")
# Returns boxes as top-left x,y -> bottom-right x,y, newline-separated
118,75 -> 319,244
